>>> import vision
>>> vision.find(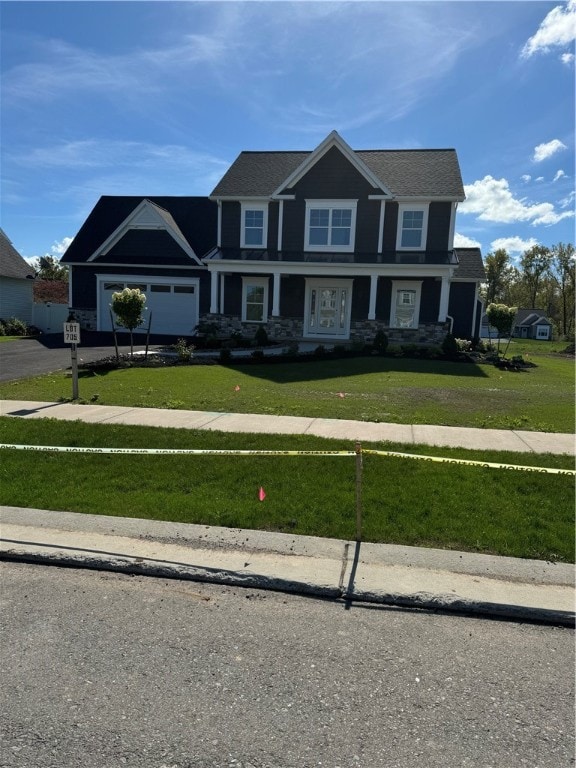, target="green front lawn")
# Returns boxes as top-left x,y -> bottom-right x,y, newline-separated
1,339 -> 573,432
0,417 -> 573,562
